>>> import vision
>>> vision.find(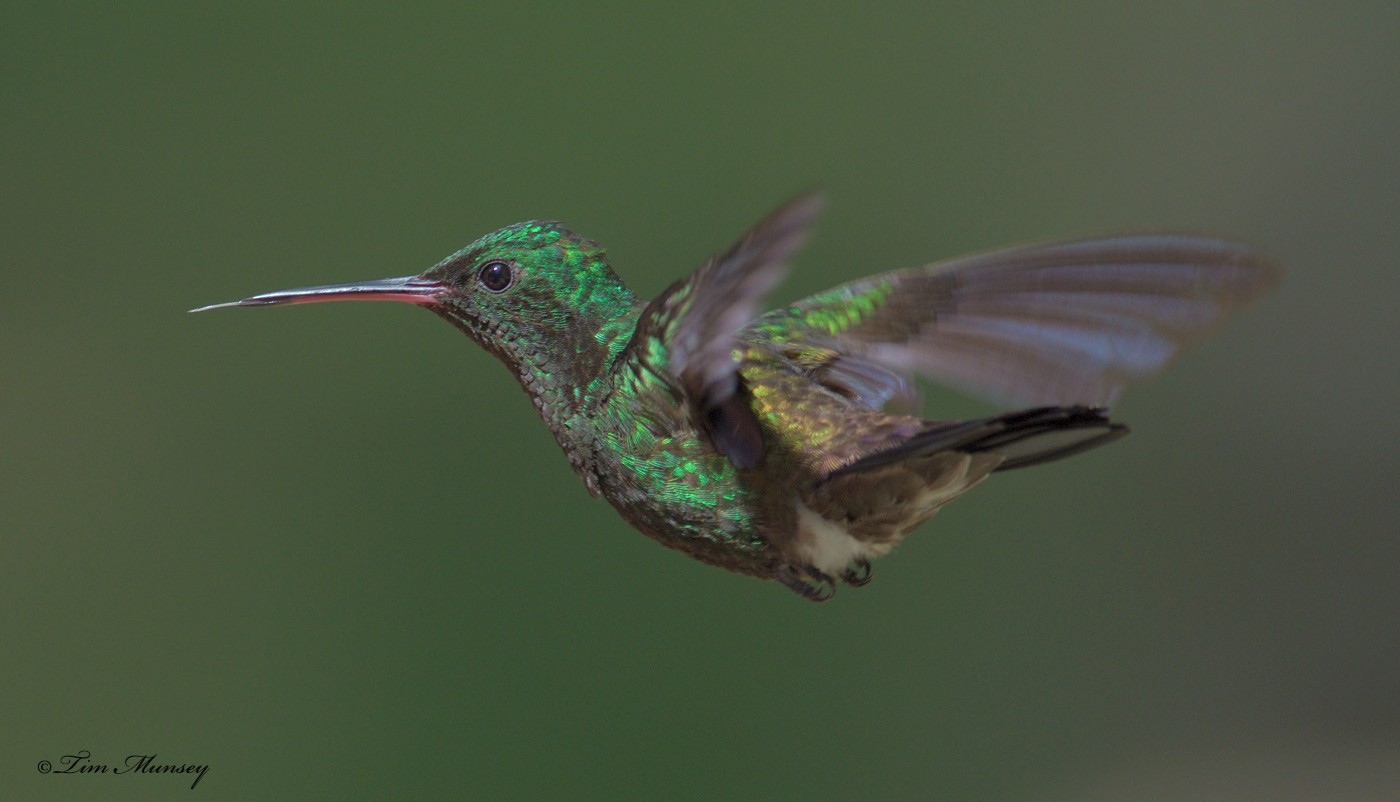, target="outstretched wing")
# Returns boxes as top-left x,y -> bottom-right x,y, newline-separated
754,235 -> 1278,410
626,193 -> 825,469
